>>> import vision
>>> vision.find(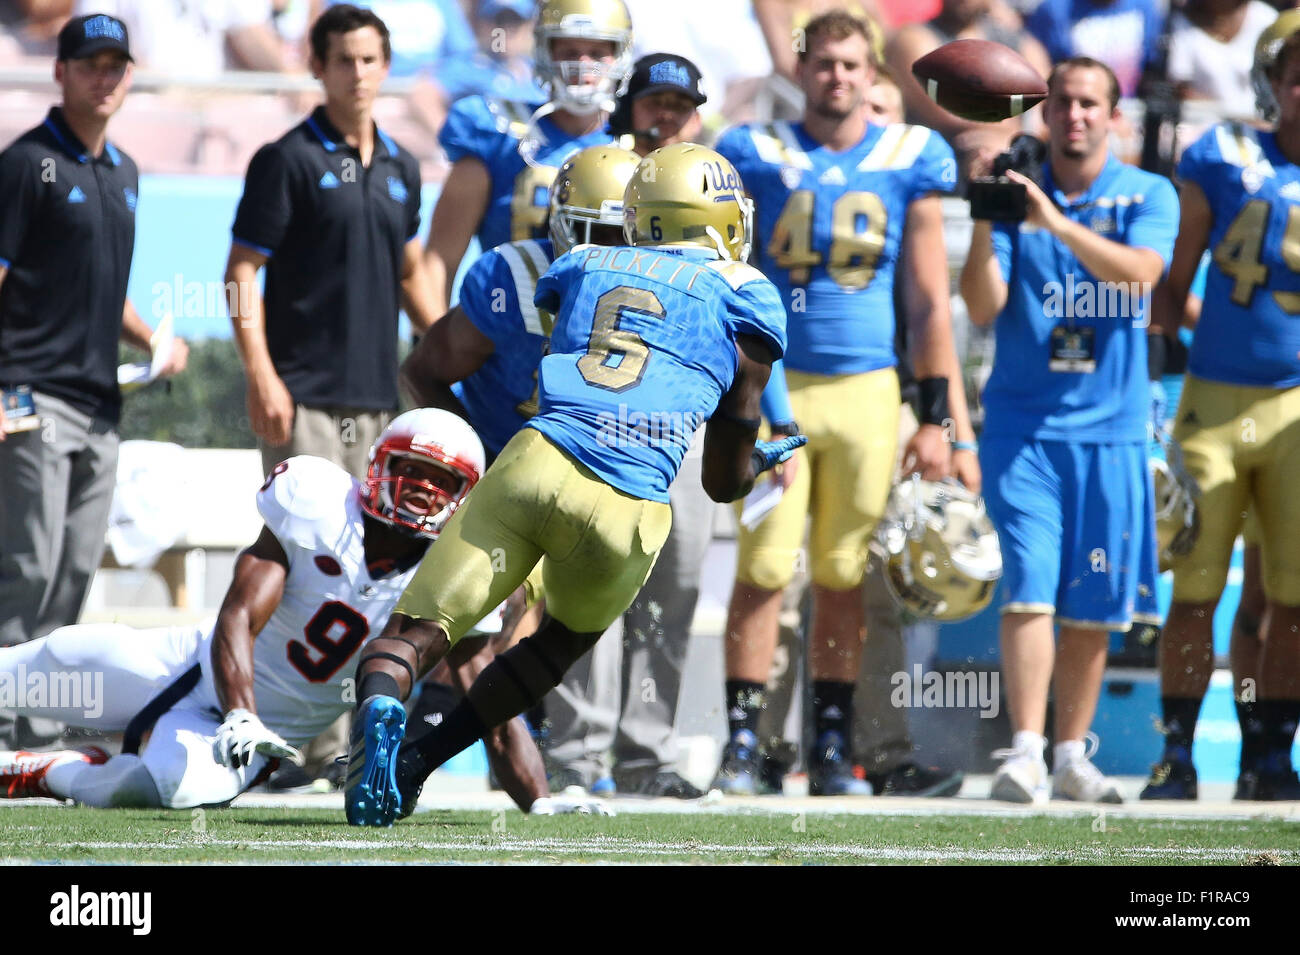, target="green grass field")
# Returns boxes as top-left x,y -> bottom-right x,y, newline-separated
2,804 -> 1297,865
